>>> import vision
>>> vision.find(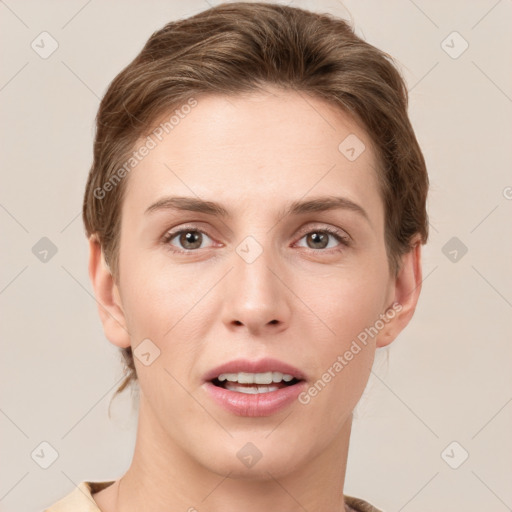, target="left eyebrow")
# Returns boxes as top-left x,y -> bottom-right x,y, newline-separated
285,196 -> 370,223
144,195 -> 370,224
